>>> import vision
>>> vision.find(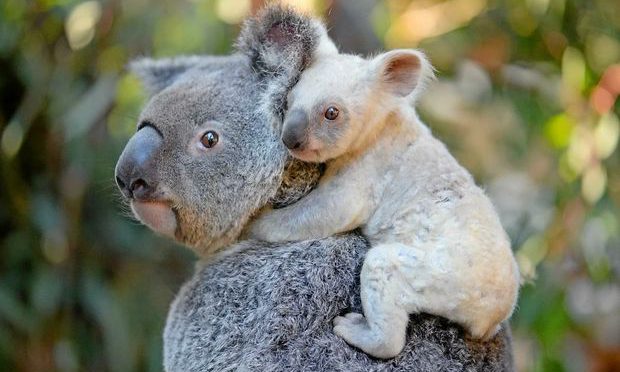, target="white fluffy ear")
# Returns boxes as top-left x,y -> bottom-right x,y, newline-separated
372,49 -> 434,99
